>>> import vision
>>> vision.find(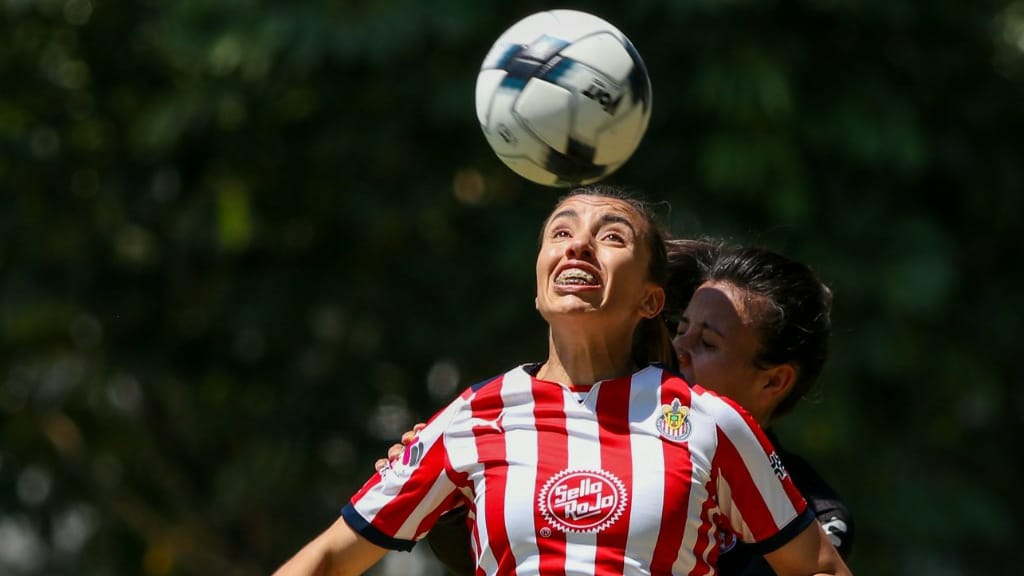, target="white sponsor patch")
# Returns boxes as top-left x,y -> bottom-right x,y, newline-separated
537,468 -> 627,534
